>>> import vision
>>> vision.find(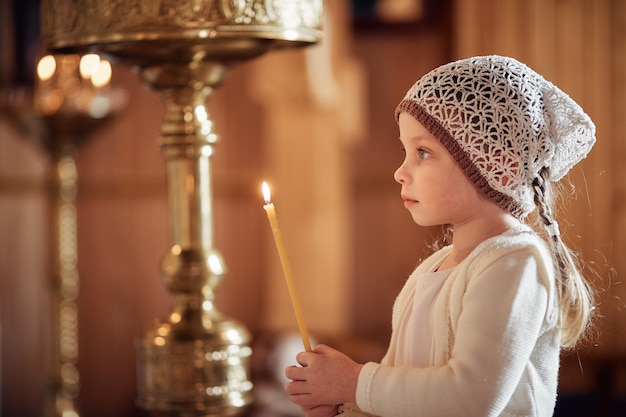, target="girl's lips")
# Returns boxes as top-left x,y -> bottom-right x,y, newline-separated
401,195 -> 418,208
